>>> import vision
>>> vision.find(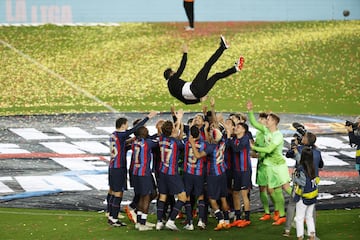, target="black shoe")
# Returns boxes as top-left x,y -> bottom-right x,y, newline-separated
220,35 -> 229,49
109,219 -> 127,227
